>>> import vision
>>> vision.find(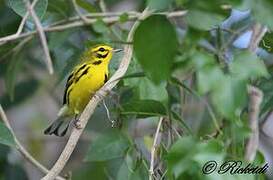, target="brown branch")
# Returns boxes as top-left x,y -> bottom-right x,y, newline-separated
245,86 -> 263,162
24,0 -> 54,74
0,105 -> 65,180
245,23 -> 267,162
41,8 -> 151,180
149,117 -> 163,180
248,23 -> 267,52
